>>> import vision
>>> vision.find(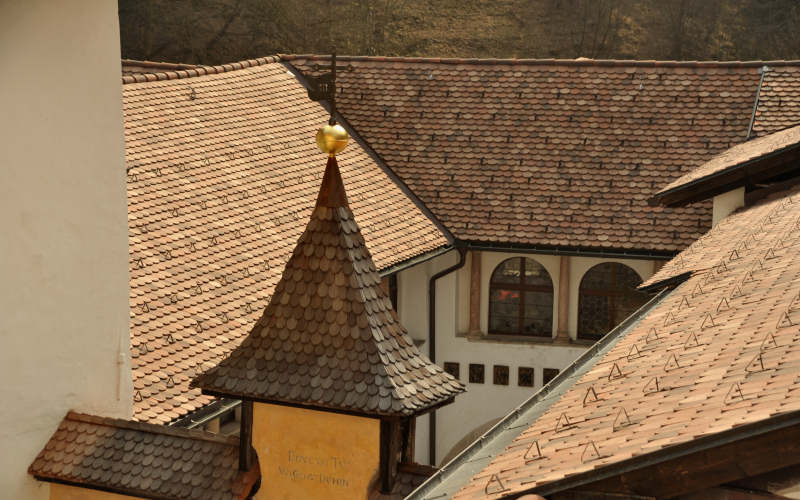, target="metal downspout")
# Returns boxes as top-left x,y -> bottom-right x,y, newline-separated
428,246 -> 467,465
746,65 -> 769,140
